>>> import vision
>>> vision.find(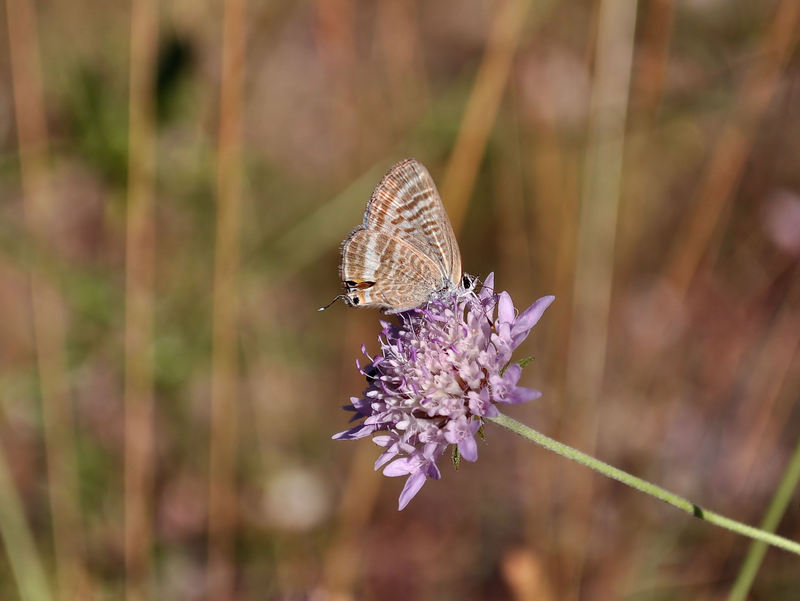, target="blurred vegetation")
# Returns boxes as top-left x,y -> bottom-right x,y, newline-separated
1,0 -> 799,600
